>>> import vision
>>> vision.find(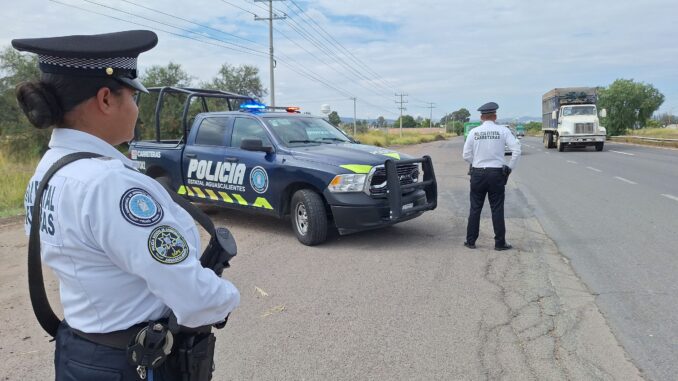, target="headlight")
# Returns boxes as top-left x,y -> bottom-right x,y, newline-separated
328,174 -> 367,193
